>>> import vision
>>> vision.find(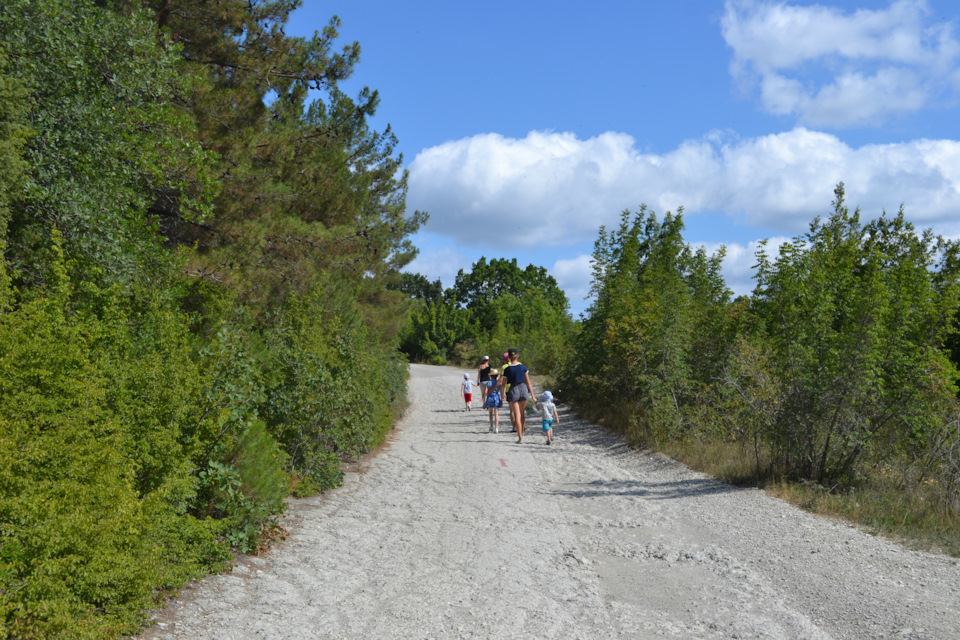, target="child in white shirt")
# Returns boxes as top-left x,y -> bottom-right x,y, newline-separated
539,390 -> 559,444
461,373 -> 477,411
